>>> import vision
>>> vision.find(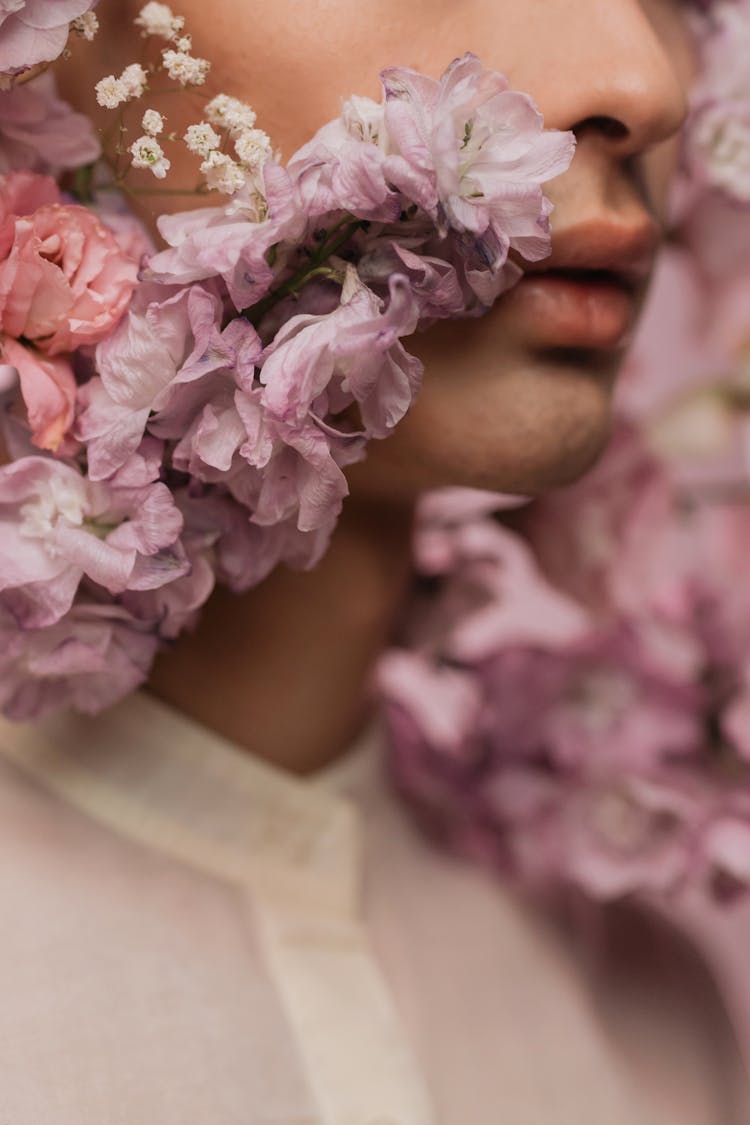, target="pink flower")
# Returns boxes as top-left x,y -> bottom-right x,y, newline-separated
80,283 -> 262,480
0,454 -> 187,629
0,72 -> 100,175
260,267 -> 422,438
288,96 -> 401,222
381,53 -> 575,261
0,195 -> 138,355
0,0 -> 95,75
148,163 -> 306,311
519,423 -> 694,624
0,335 -> 76,450
0,167 -> 59,218
0,601 -> 159,722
